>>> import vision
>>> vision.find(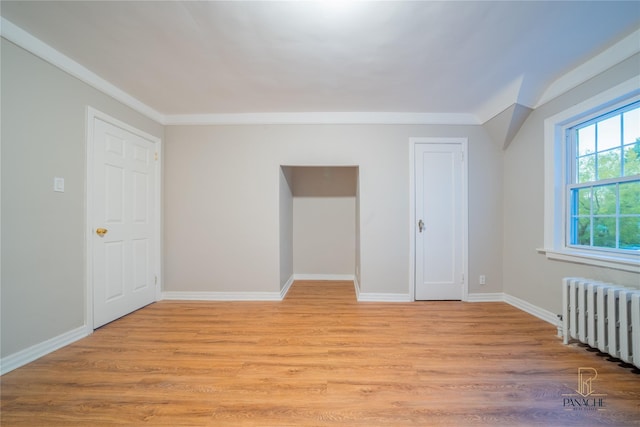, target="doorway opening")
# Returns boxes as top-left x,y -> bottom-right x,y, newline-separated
279,166 -> 360,295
